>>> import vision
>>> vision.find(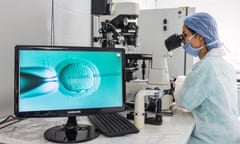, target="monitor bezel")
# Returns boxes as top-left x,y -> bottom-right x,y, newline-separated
14,45 -> 126,118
